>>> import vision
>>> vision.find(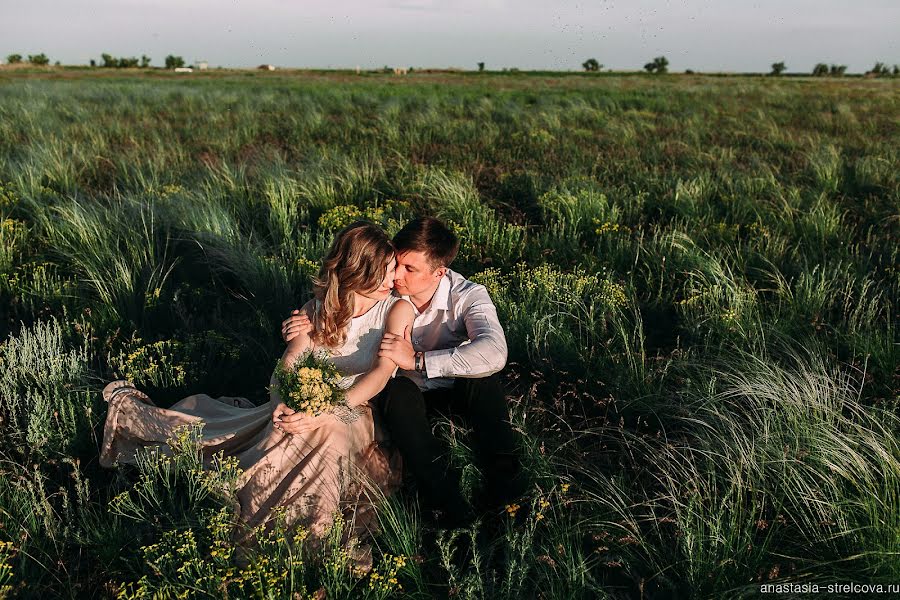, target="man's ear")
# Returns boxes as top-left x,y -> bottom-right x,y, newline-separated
434,266 -> 447,279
